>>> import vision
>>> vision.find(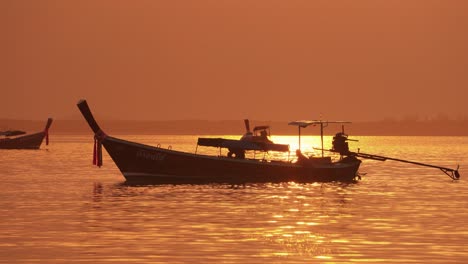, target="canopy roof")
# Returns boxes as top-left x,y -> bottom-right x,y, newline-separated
198,138 -> 289,152
288,120 -> 351,128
